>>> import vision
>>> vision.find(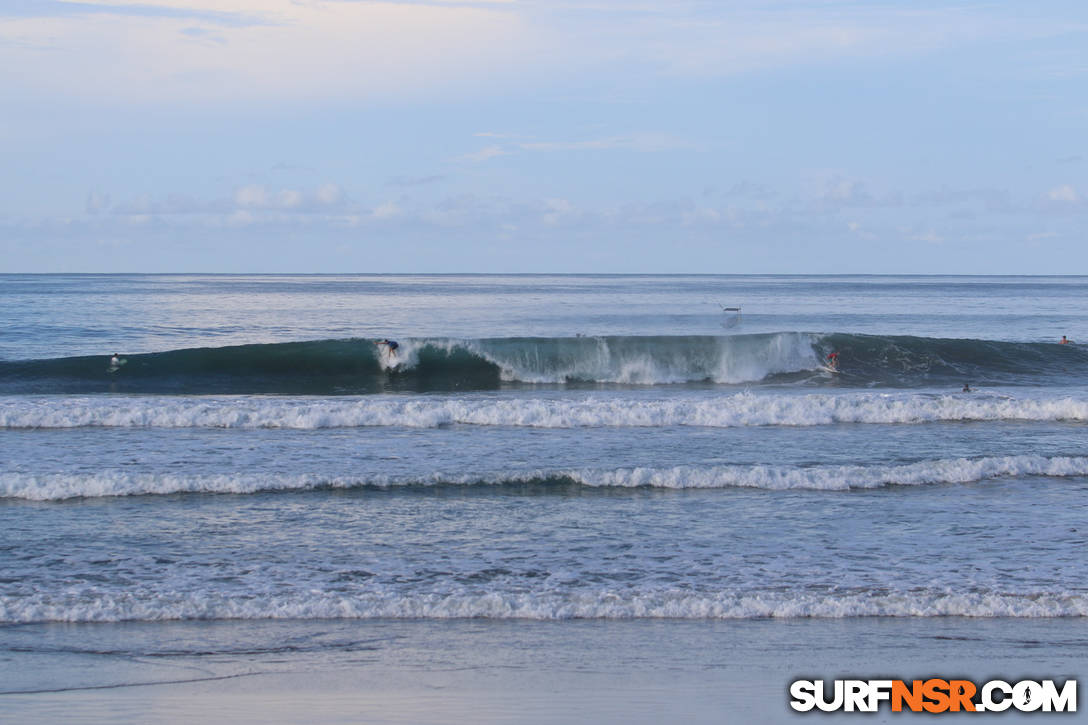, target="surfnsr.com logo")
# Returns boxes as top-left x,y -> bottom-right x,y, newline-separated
789,679 -> 1077,713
